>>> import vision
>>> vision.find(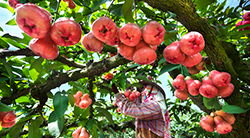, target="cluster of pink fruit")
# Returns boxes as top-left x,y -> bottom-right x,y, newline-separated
235,12 -> 250,31
73,91 -> 92,109
72,127 -> 90,138
200,110 -> 235,134
173,70 -> 234,100
123,90 -> 141,101
81,17 -> 165,65
163,31 -> 205,72
0,111 -> 17,128
14,3 -> 82,60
